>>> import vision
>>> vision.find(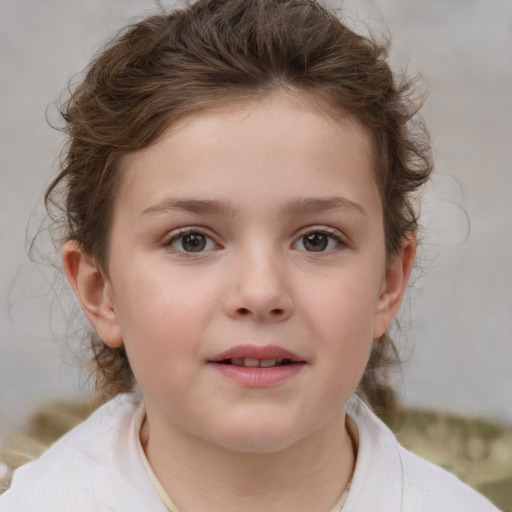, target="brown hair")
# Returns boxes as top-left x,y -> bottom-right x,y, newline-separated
46,0 -> 432,400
